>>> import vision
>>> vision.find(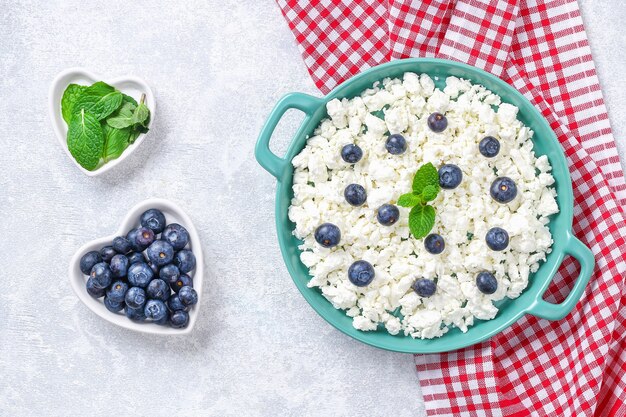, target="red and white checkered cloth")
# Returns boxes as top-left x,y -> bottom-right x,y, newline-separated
276,0 -> 626,415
